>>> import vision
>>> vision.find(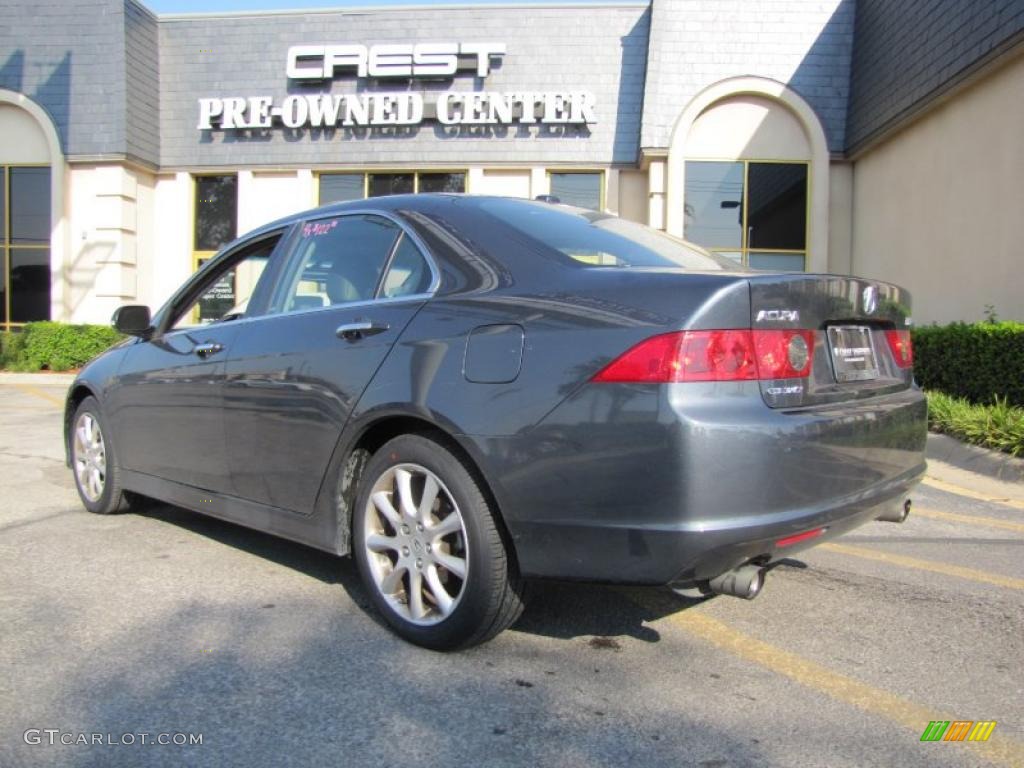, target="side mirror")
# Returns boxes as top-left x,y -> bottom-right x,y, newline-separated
112,305 -> 153,338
